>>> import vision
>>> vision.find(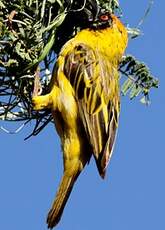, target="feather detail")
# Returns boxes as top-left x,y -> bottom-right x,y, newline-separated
47,170 -> 80,228
62,43 -> 120,177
